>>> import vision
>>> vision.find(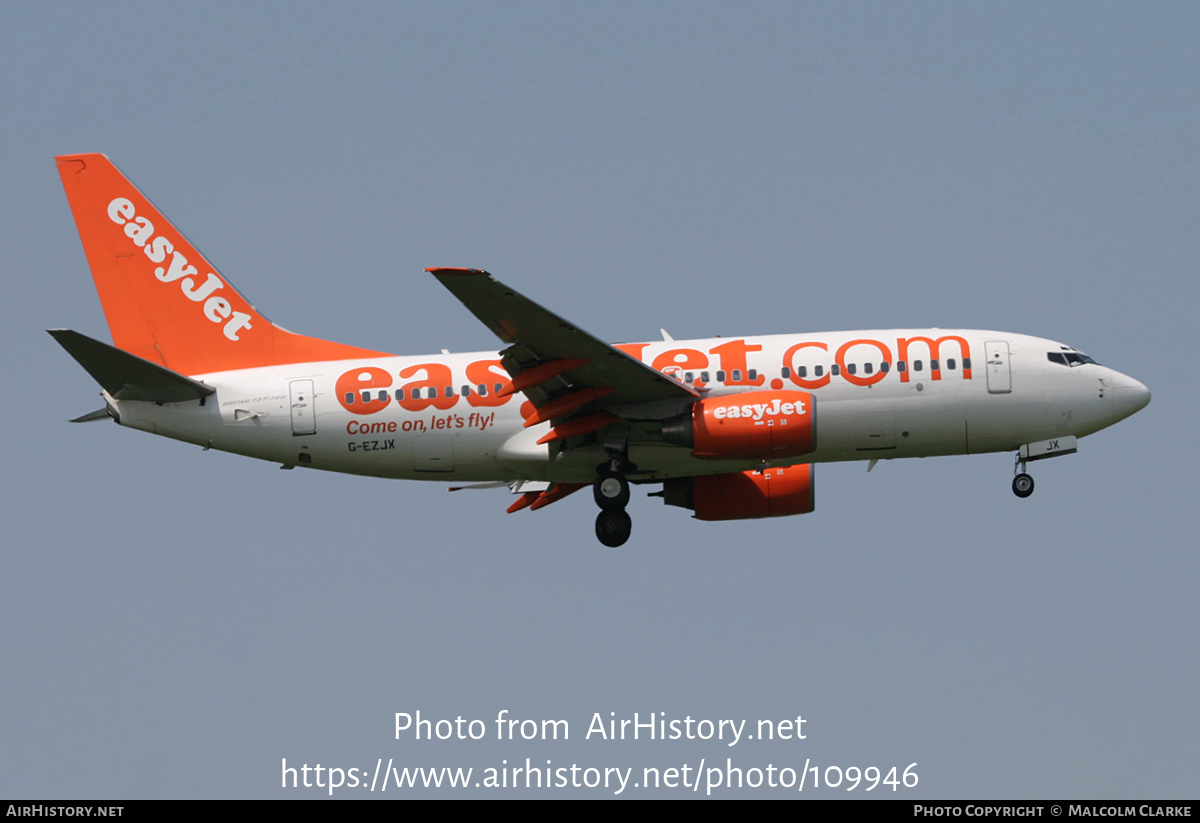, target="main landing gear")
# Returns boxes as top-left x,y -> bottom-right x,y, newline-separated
596,509 -> 632,547
1012,454 -> 1035,499
594,463 -> 632,547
